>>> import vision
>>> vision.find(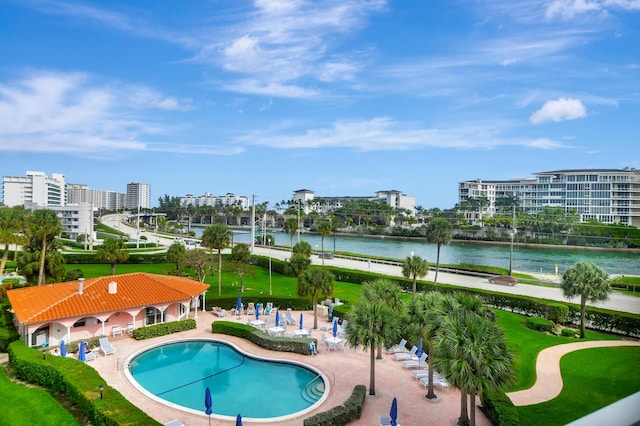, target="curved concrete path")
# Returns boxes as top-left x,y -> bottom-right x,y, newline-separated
507,340 -> 640,406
